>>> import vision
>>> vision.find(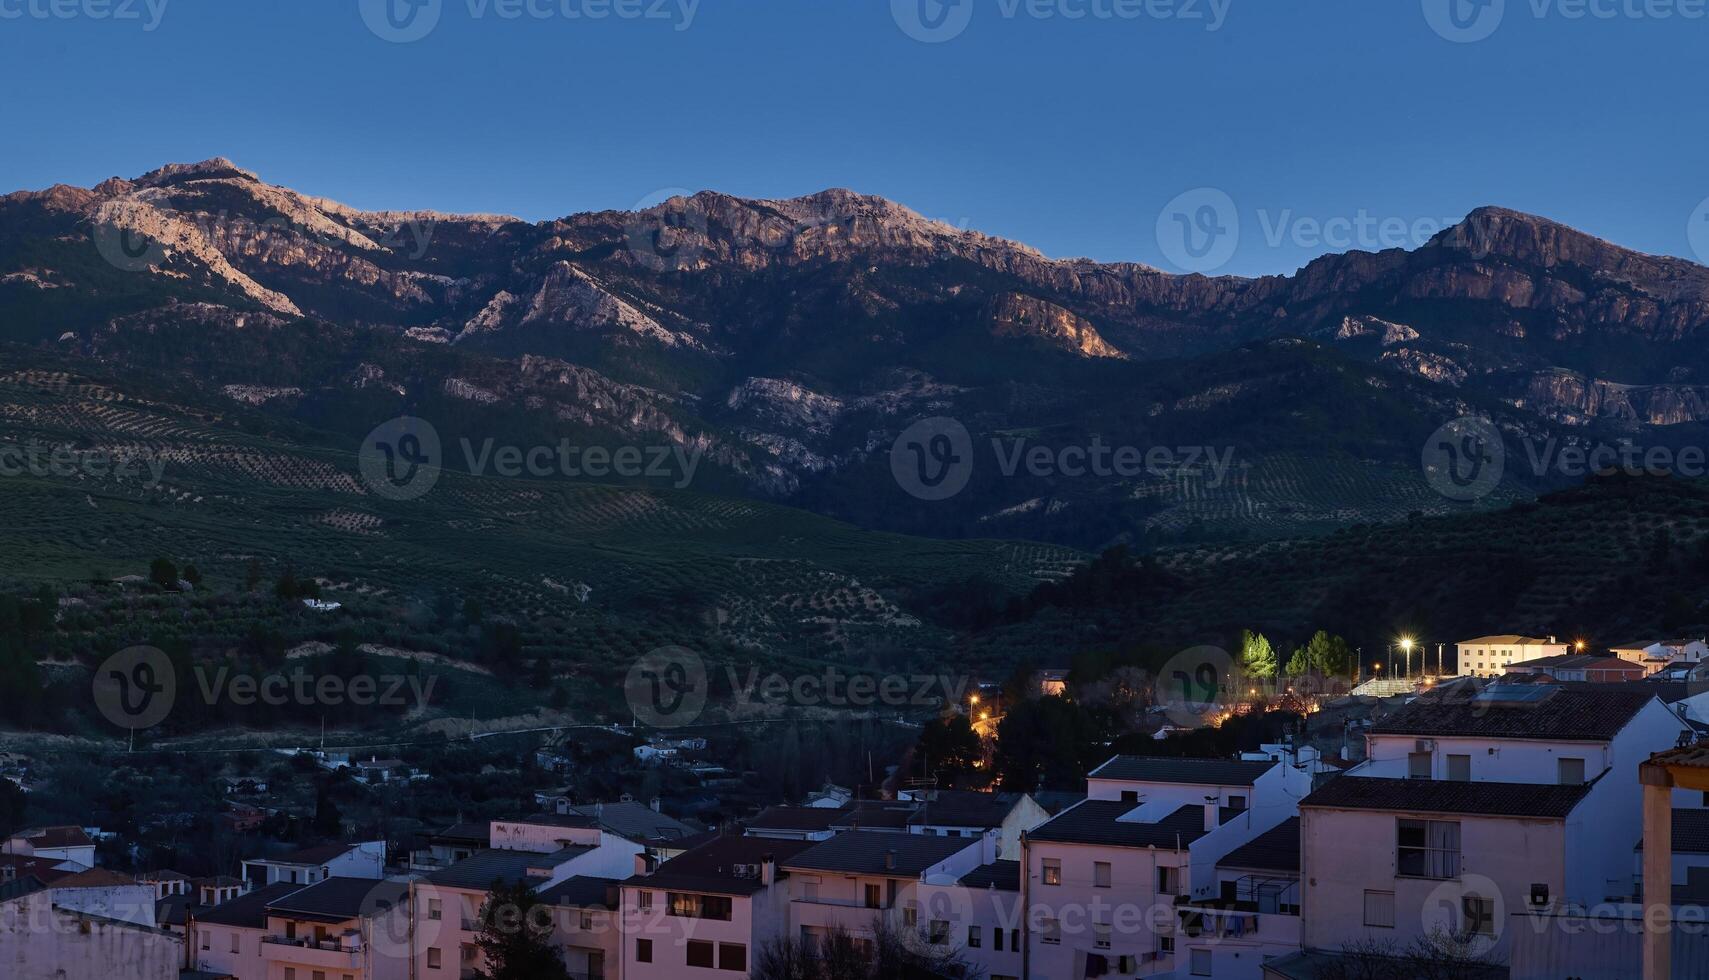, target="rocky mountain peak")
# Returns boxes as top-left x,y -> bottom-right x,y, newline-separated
134,157 -> 263,187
